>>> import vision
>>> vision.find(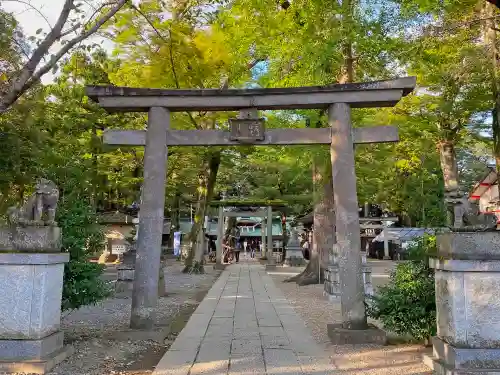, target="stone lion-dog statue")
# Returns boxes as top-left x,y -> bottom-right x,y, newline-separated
448,194 -> 498,232
7,178 -> 59,227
